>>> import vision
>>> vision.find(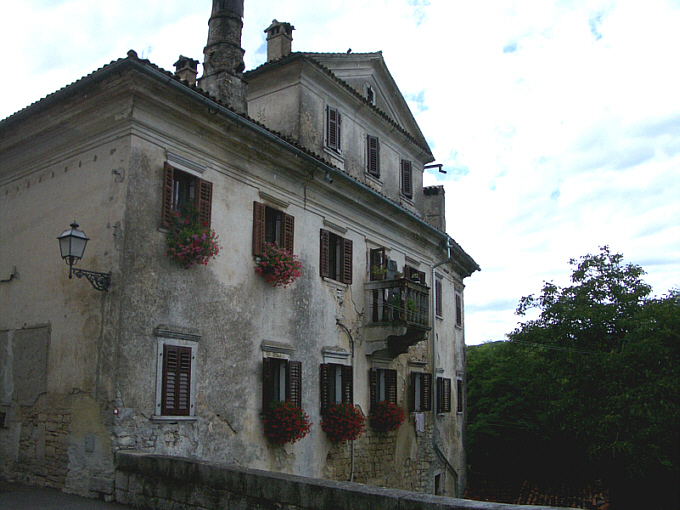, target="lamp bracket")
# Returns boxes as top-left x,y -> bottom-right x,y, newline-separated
71,268 -> 112,292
